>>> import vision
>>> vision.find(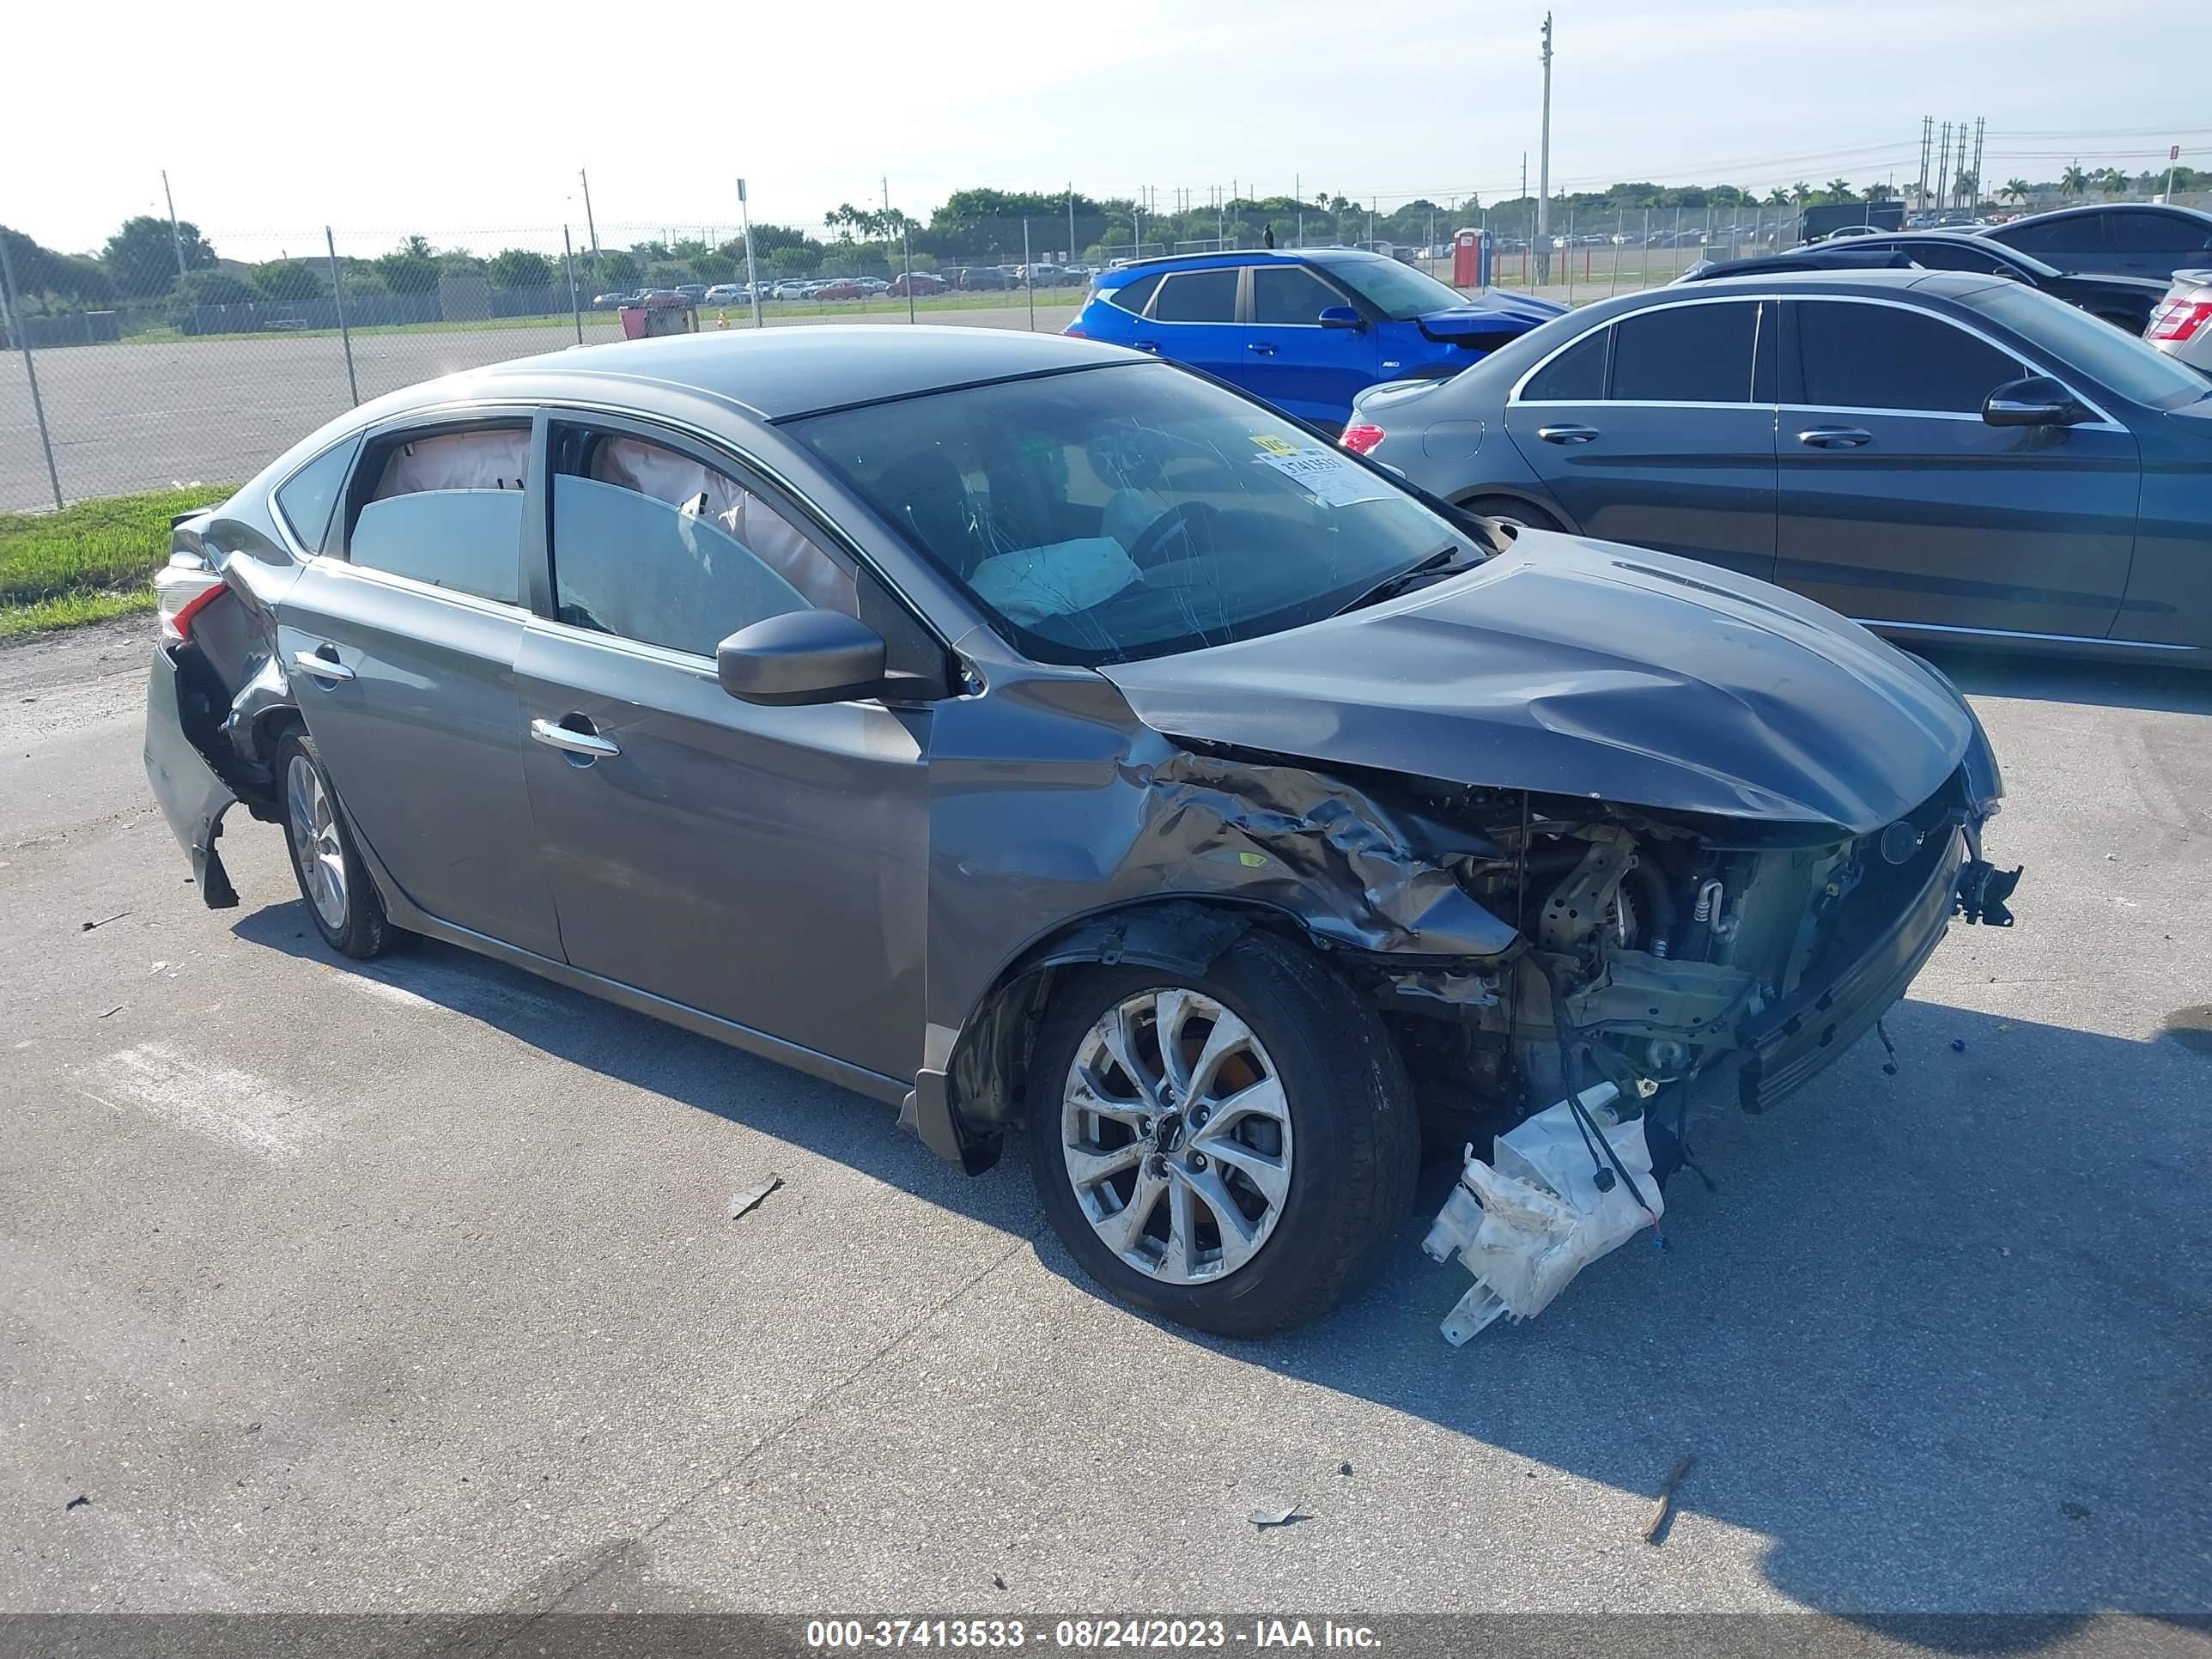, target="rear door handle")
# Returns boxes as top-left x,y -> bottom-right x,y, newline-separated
1132,339 -> 1160,353
292,647 -> 354,683
1536,424 -> 1600,445
1797,426 -> 1873,449
531,717 -> 619,761
1246,343 -> 1278,356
